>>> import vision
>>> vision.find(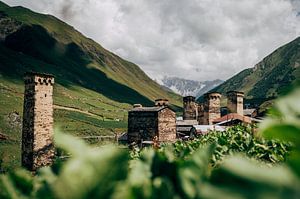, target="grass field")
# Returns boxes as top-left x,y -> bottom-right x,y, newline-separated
0,77 -> 130,171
